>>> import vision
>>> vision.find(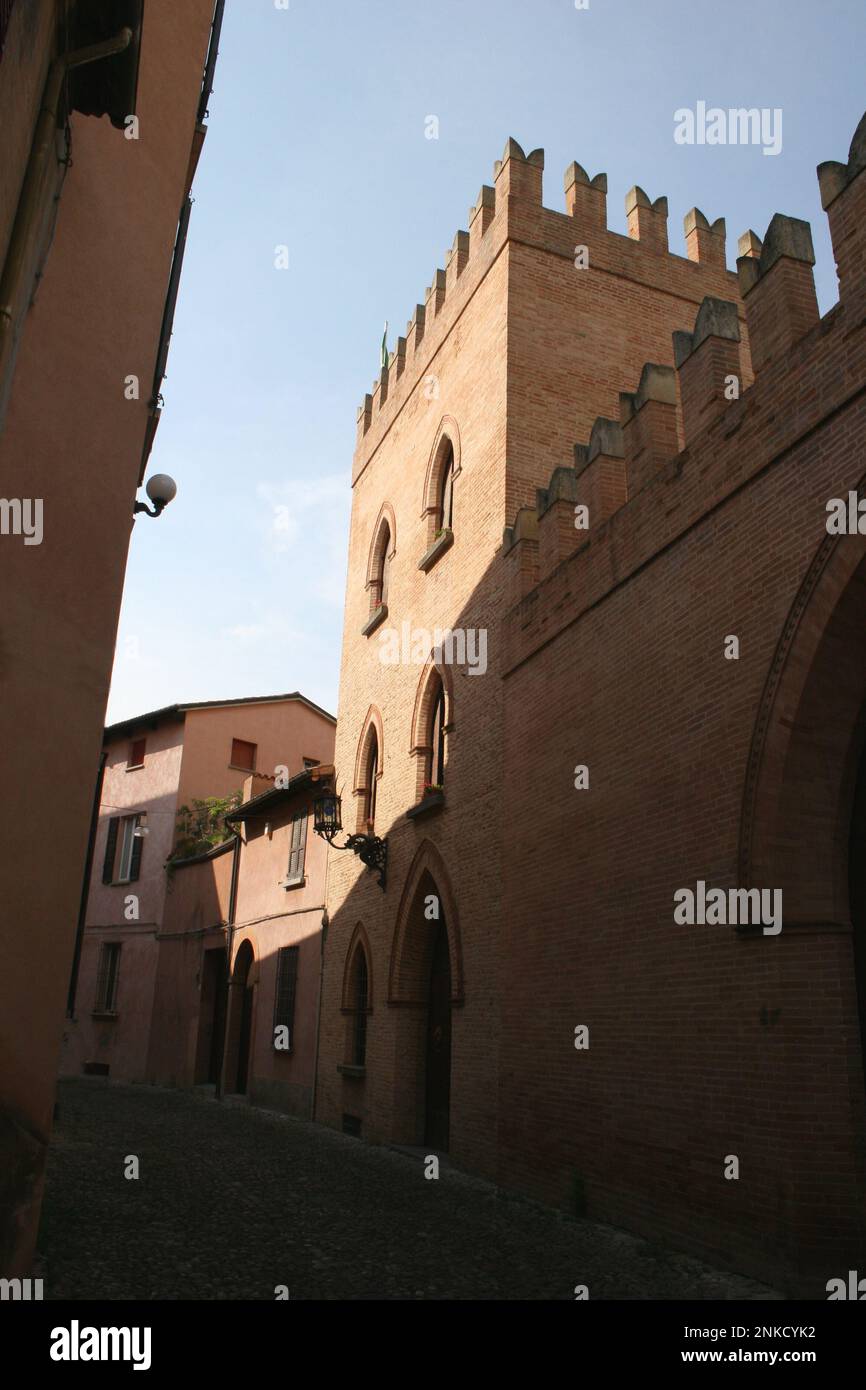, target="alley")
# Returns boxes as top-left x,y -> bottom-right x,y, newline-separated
38,1079 -> 779,1301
